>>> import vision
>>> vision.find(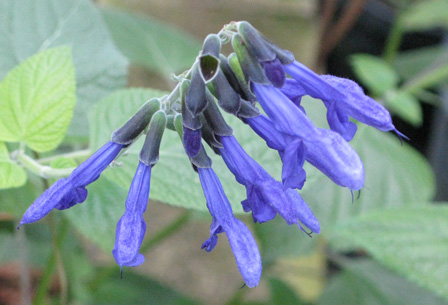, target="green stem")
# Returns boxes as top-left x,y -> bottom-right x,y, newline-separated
37,149 -> 92,164
383,15 -> 404,64
16,152 -> 75,179
33,216 -> 69,305
140,211 -> 191,253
